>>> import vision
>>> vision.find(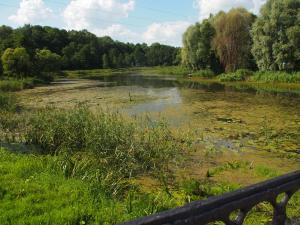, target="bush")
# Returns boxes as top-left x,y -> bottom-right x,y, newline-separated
0,79 -> 23,91
219,69 -> 254,82
250,71 -> 300,83
0,77 -> 53,92
191,69 -> 215,78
